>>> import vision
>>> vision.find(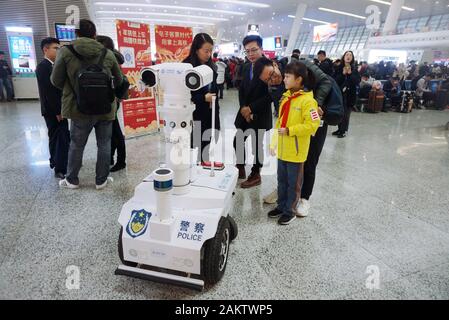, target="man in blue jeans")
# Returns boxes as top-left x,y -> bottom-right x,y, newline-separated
51,19 -> 124,190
